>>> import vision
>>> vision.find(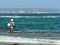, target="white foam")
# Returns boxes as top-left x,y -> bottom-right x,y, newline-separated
0,11 -> 60,14
0,16 -> 60,18
0,36 -> 60,44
